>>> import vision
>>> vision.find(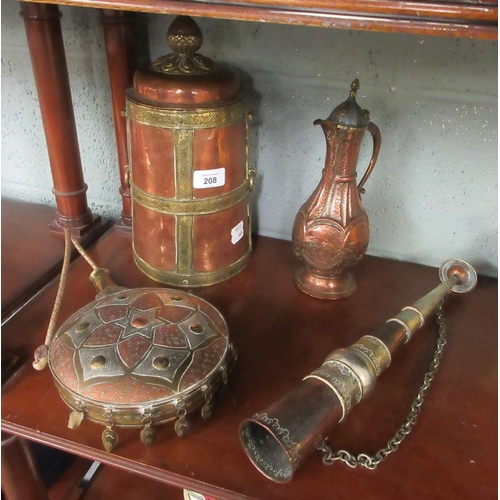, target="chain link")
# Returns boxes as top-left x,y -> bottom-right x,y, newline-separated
318,302 -> 447,470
